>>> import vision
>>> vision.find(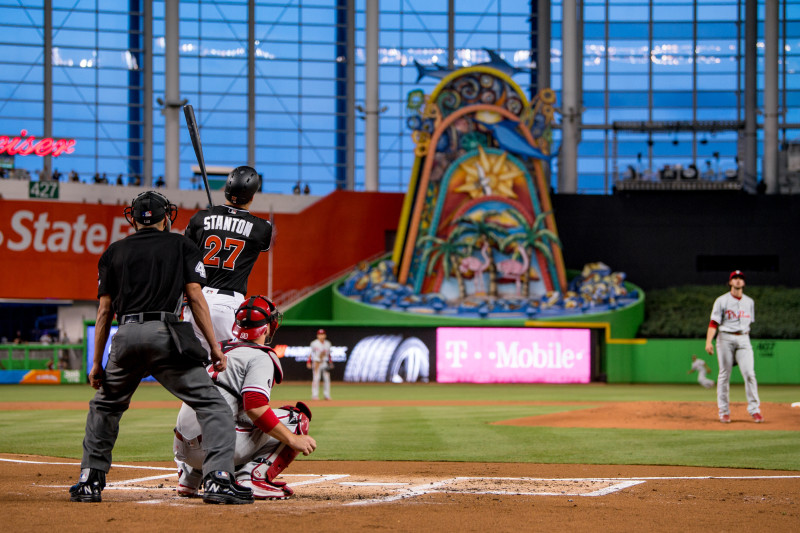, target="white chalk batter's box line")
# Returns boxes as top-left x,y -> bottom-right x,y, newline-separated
4,458 -> 799,506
